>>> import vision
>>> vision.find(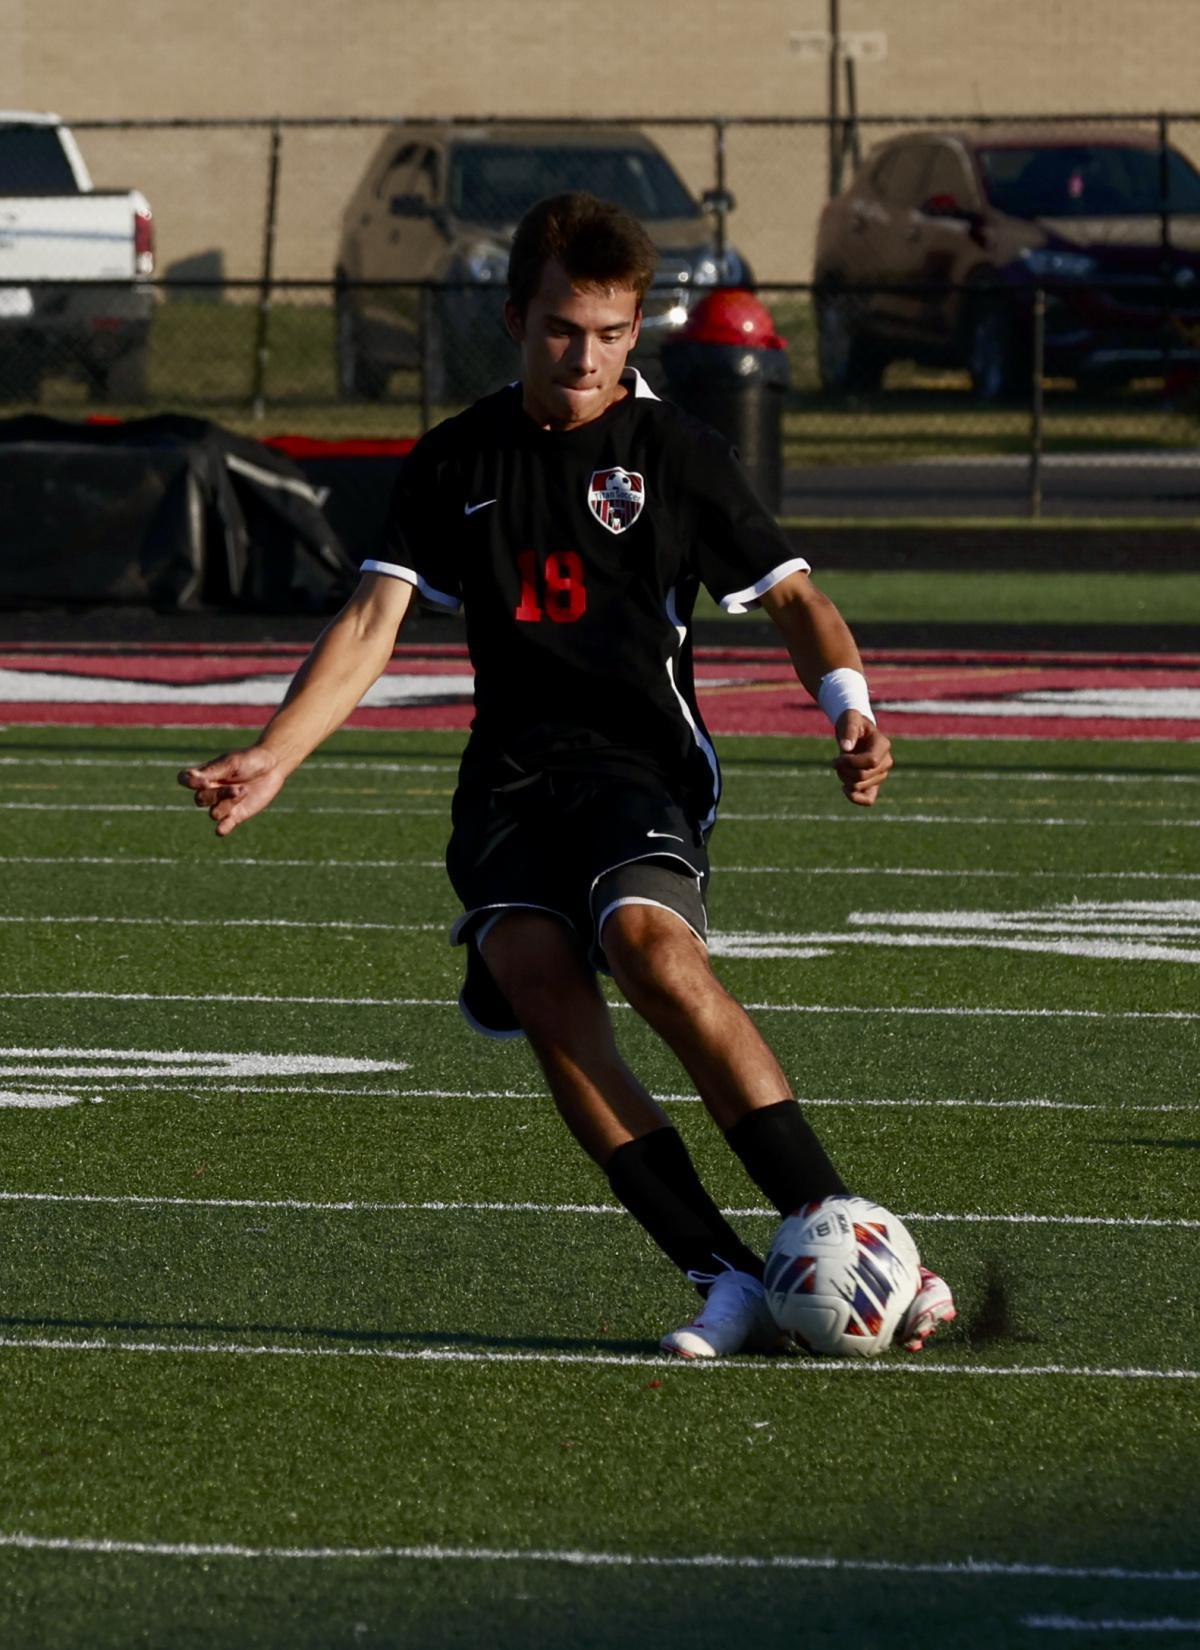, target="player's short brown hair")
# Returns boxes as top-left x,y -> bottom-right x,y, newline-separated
507,192 -> 659,316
